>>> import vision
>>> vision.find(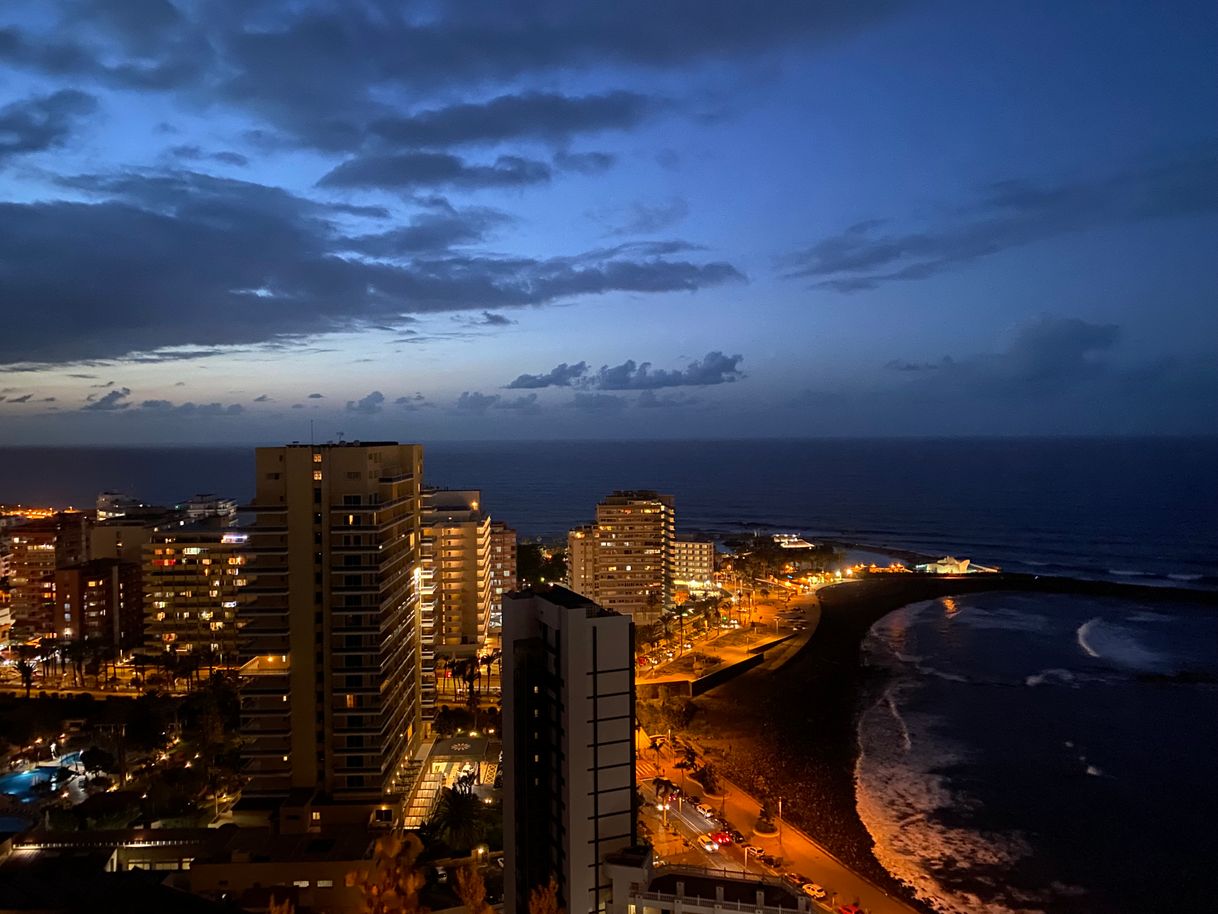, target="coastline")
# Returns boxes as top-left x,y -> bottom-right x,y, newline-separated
684,573 -> 1218,912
